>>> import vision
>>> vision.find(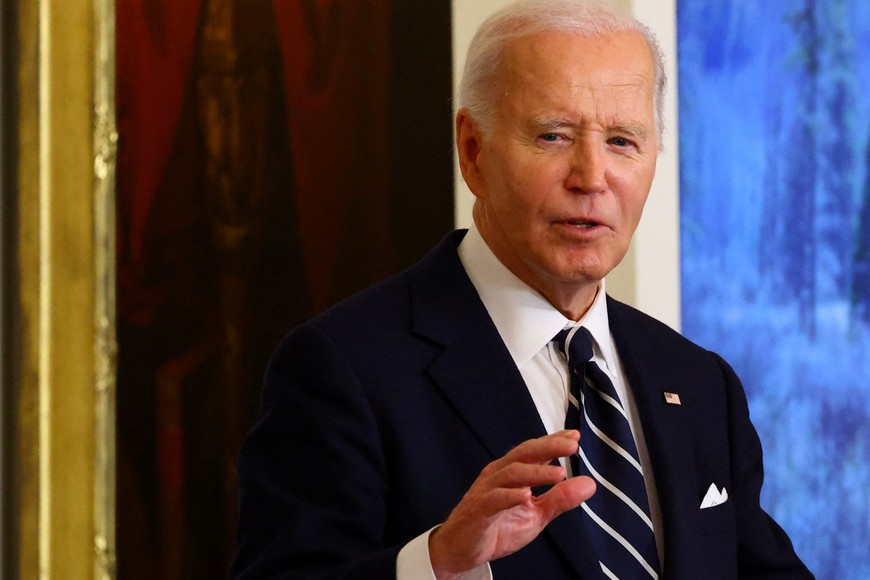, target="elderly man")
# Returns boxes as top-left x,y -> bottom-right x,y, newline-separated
231,1 -> 813,578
